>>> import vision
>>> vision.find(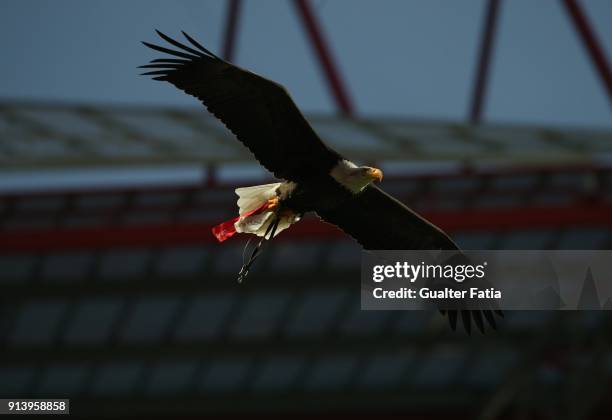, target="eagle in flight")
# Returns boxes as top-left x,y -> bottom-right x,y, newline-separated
140,30 -> 502,333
